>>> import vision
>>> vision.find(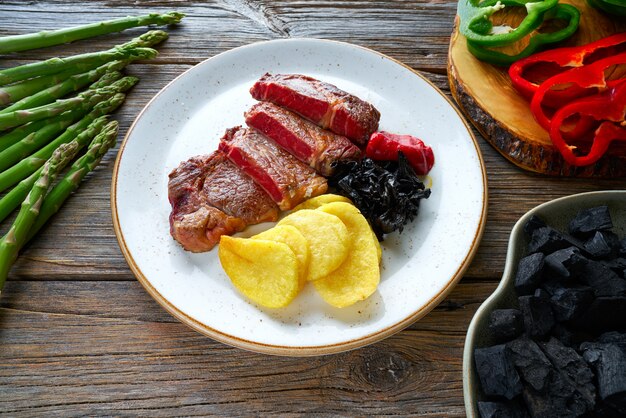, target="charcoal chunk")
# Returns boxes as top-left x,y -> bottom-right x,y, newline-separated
578,260 -> 626,297
569,205 -> 613,237
601,257 -> 626,278
575,297 -> 626,333
584,231 -> 620,259
620,237 -> 626,256
550,286 -> 594,322
540,338 -> 596,409
528,227 -> 579,255
515,253 -> 545,295
533,288 -> 550,299
544,247 -> 586,278
599,332 -> 626,354
519,295 -> 555,339
474,344 -> 523,400
524,215 -> 546,236
478,400 -> 529,418
581,343 -> 626,413
507,337 -> 552,392
489,309 -> 523,343
522,370 -> 594,418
